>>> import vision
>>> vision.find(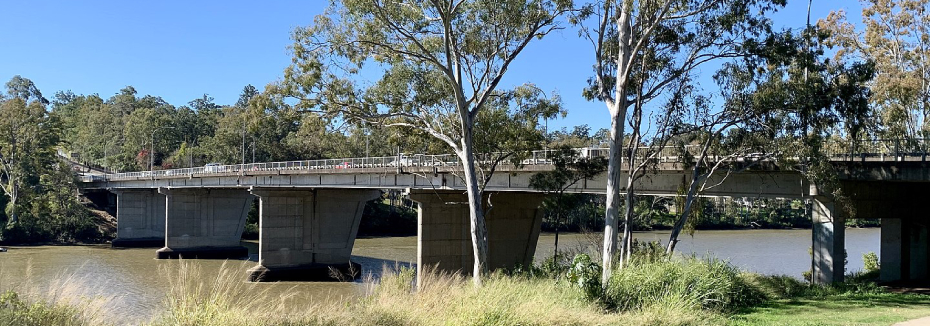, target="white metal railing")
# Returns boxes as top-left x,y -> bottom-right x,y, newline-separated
78,140 -> 929,183
83,145 -> 707,182
824,138 -> 930,161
